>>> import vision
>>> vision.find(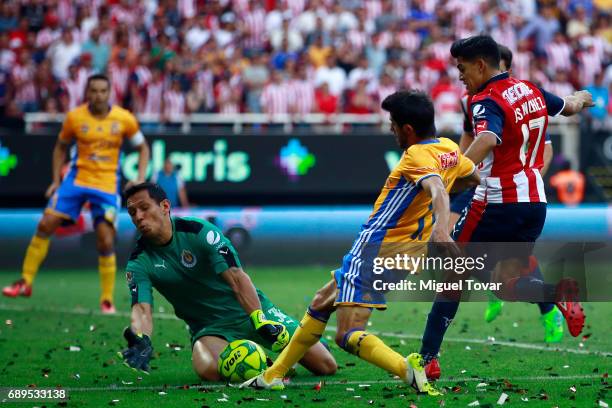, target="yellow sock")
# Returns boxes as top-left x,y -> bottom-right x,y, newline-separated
264,310 -> 328,382
346,330 -> 407,378
99,254 -> 116,303
21,235 -> 50,285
